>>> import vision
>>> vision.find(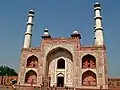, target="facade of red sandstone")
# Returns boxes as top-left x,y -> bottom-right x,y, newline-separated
17,2 -> 120,90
